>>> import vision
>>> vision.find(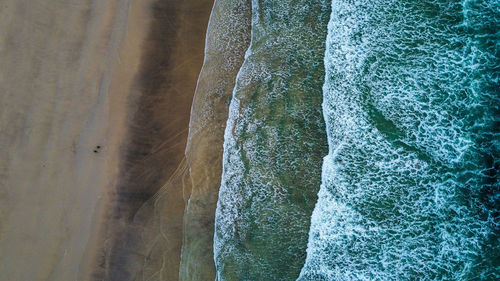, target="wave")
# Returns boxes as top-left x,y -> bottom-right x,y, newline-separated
214,0 -> 331,280
299,0 -> 499,280
179,0 -> 252,279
